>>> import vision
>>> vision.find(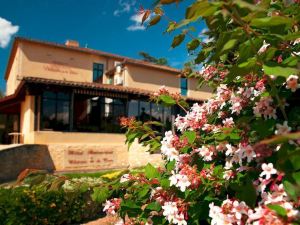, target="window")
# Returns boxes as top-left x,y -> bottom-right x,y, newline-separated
41,91 -> 70,131
180,77 -> 188,96
93,63 -> 104,82
73,96 -> 126,133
